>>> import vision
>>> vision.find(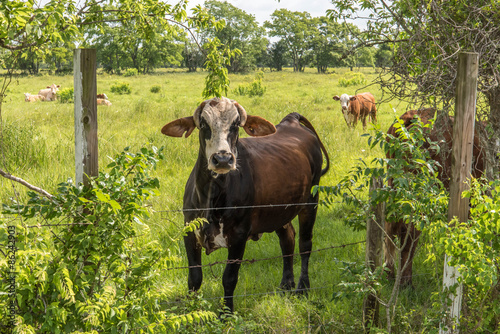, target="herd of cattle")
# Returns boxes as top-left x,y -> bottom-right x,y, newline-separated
24,83 -> 112,105
161,95 -> 486,312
